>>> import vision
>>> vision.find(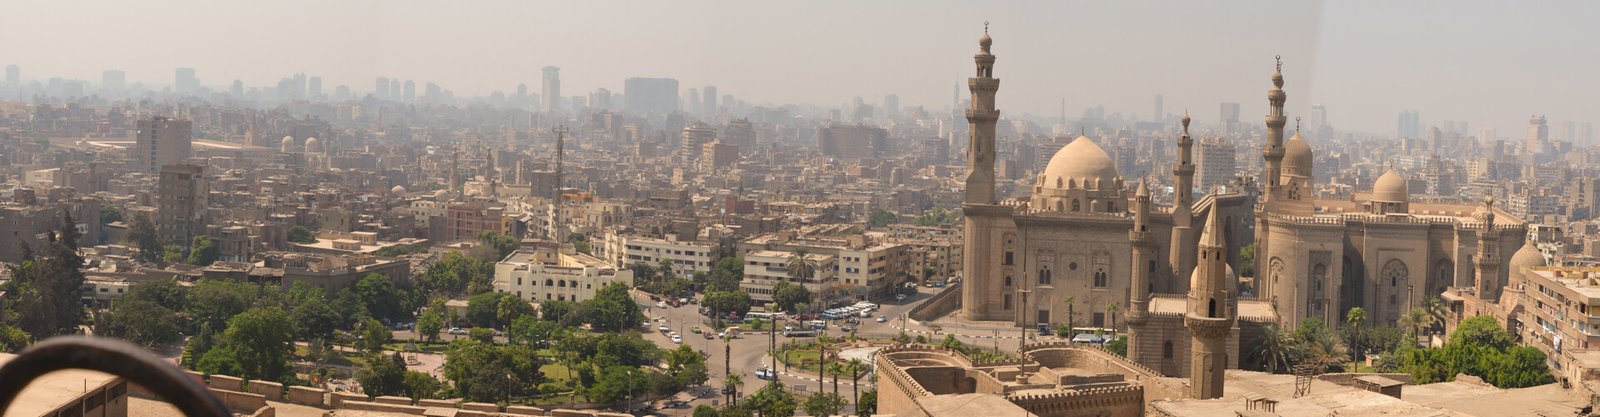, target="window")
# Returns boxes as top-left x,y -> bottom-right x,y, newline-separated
1093,269 -> 1107,288
1072,199 -> 1081,212
1003,294 -> 1012,310
1004,251 -> 1013,266
1163,341 -> 1174,359
1038,266 -> 1052,285
1004,274 -> 1012,287
1069,262 -> 1078,271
